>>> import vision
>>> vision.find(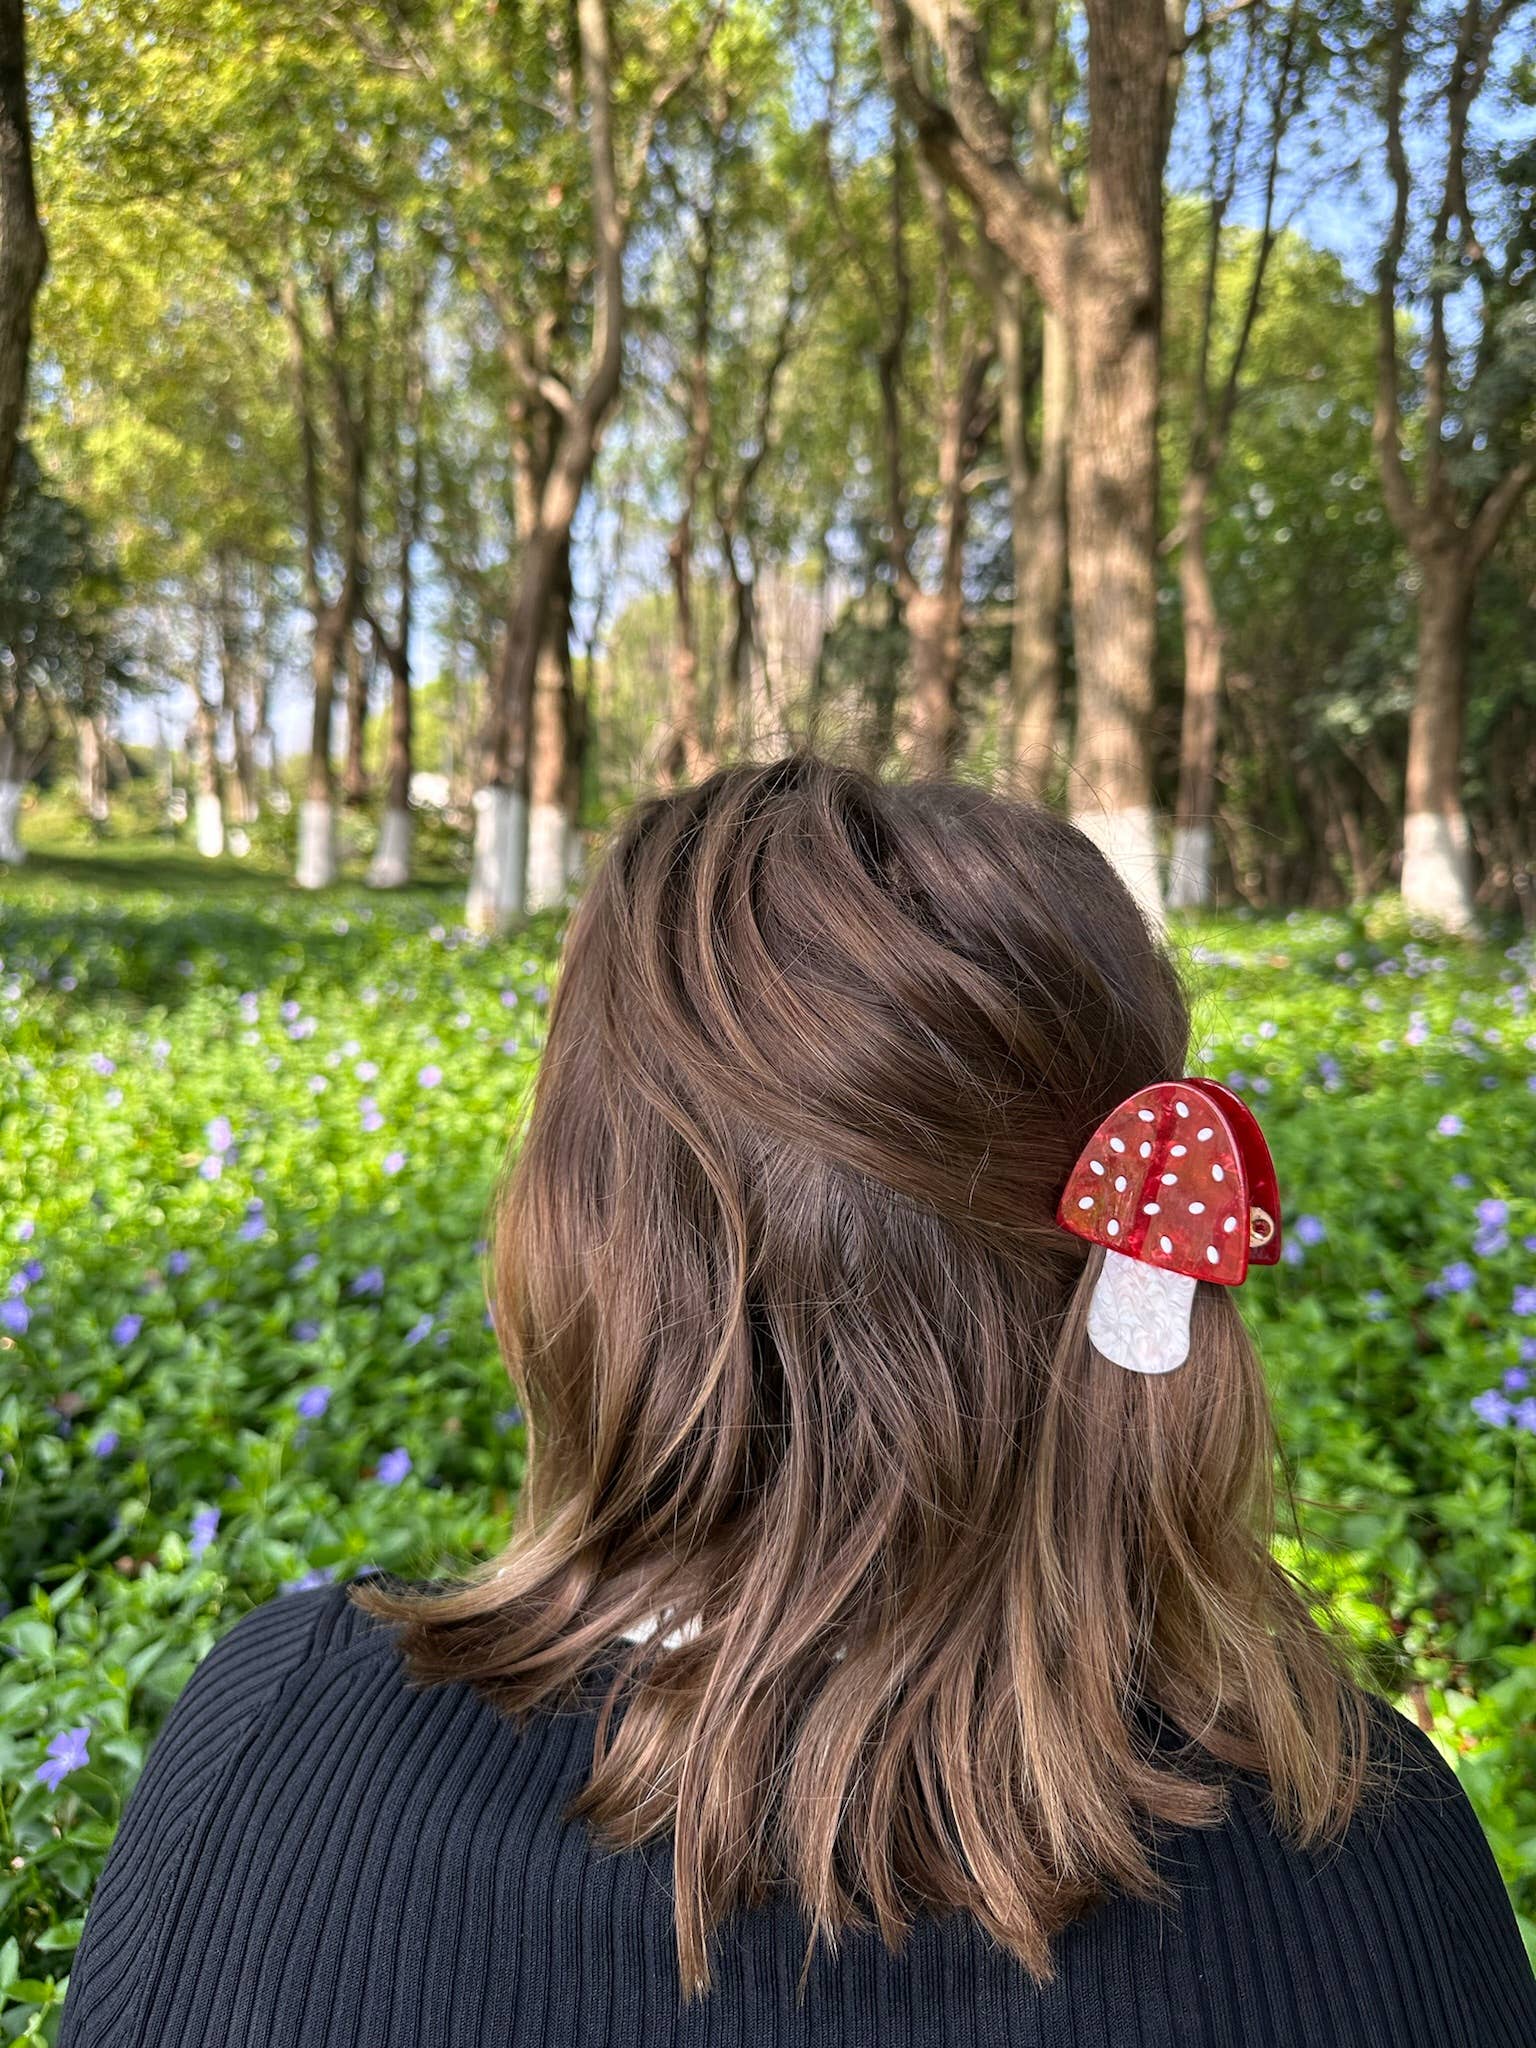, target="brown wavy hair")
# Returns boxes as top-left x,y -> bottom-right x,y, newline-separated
353,753 -> 1379,1997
